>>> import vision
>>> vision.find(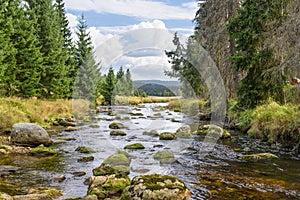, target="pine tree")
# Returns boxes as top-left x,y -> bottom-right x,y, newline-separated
125,68 -> 134,96
114,66 -> 126,96
55,0 -> 76,98
26,0 -> 68,98
0,0 -> 17,96
102,67 -> 116,104
8,0 -> 43,97
73,14 -> 100,101
227,0 -> 287,108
